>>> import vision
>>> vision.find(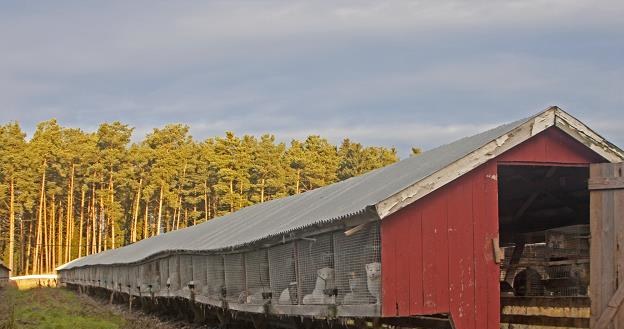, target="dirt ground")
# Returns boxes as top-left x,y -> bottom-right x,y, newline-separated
0,287 -> 215,329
